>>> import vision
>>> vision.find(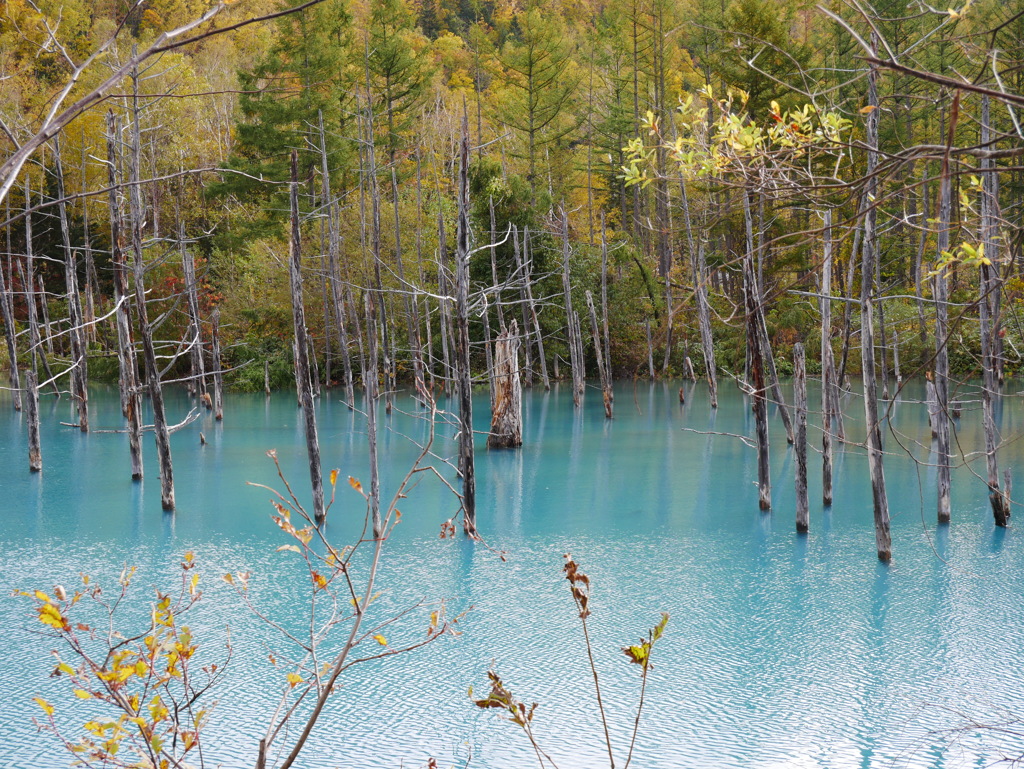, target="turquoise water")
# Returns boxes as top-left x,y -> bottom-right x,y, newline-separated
1,379 -> 1023,768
